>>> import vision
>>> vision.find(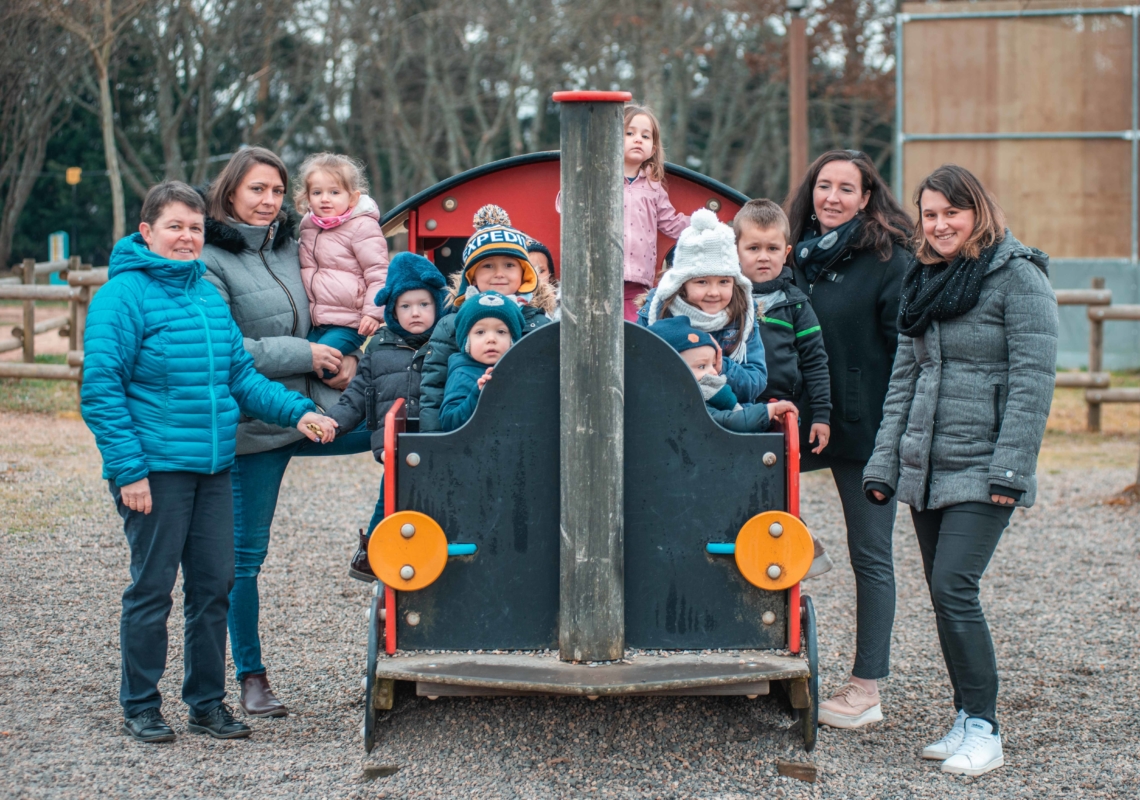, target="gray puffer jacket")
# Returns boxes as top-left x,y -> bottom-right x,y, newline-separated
863,233 -> 1057,510
202,214 -> 347,455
